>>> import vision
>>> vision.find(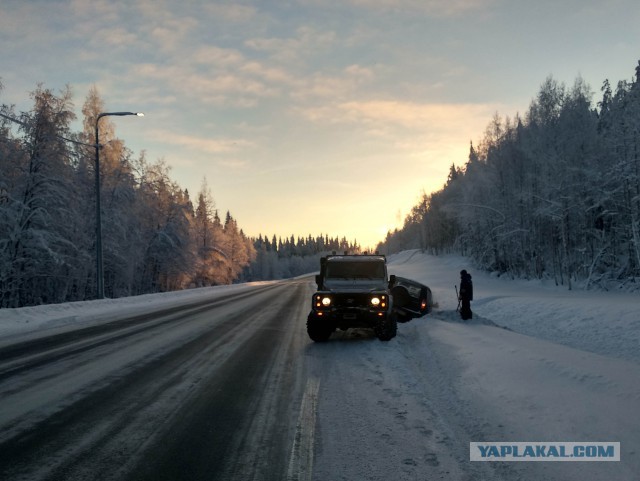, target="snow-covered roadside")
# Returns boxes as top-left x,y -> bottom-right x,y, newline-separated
380,319 -> 640,480
376,252 -> 640,481
0,282 -> 274,343
387,250 -> 640,364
